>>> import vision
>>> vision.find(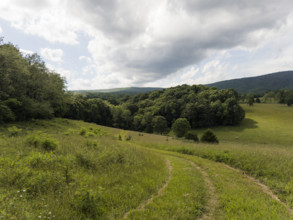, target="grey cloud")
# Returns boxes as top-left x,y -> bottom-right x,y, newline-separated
68,0 -> 151,42
68,0 -> 293,83
18,0 -> 51,10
